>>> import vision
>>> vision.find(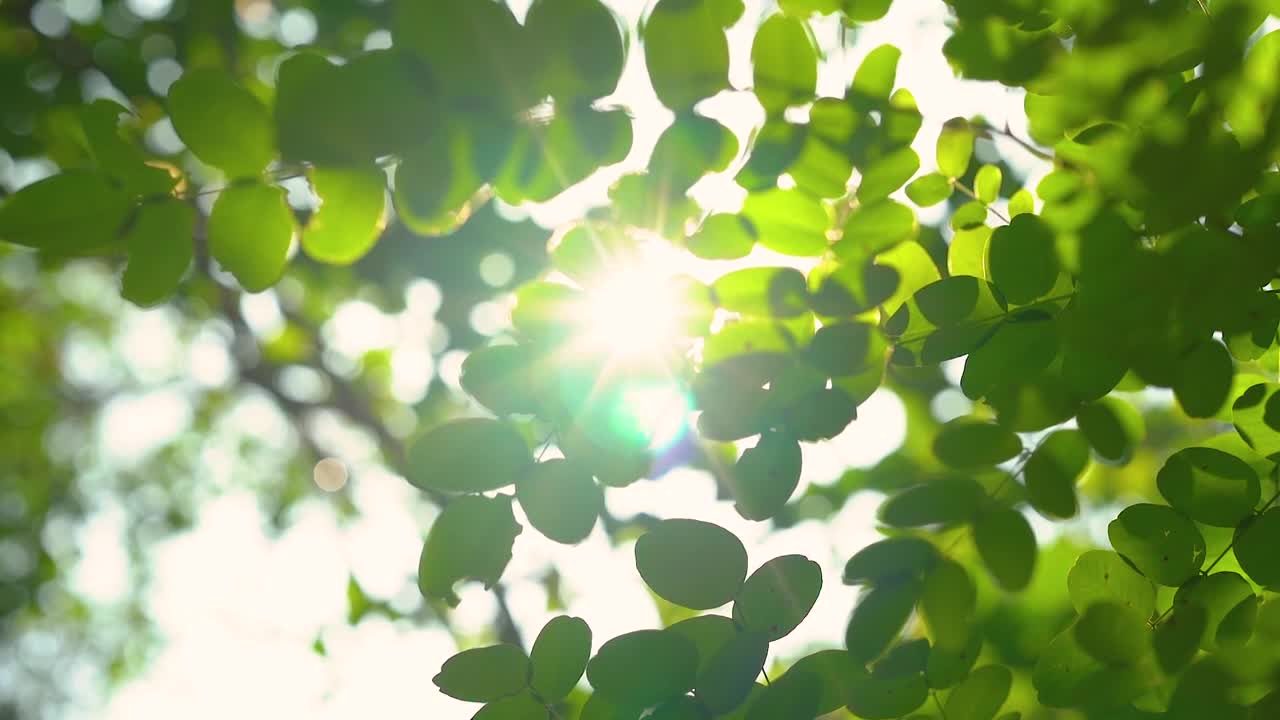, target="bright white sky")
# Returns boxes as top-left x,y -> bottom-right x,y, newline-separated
42,1 -> 1060,718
